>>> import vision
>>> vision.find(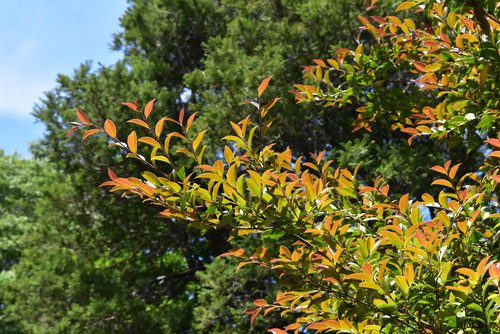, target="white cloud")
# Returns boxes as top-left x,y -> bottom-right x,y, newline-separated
0,38 -> 54,118
0,67 -> 54,118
